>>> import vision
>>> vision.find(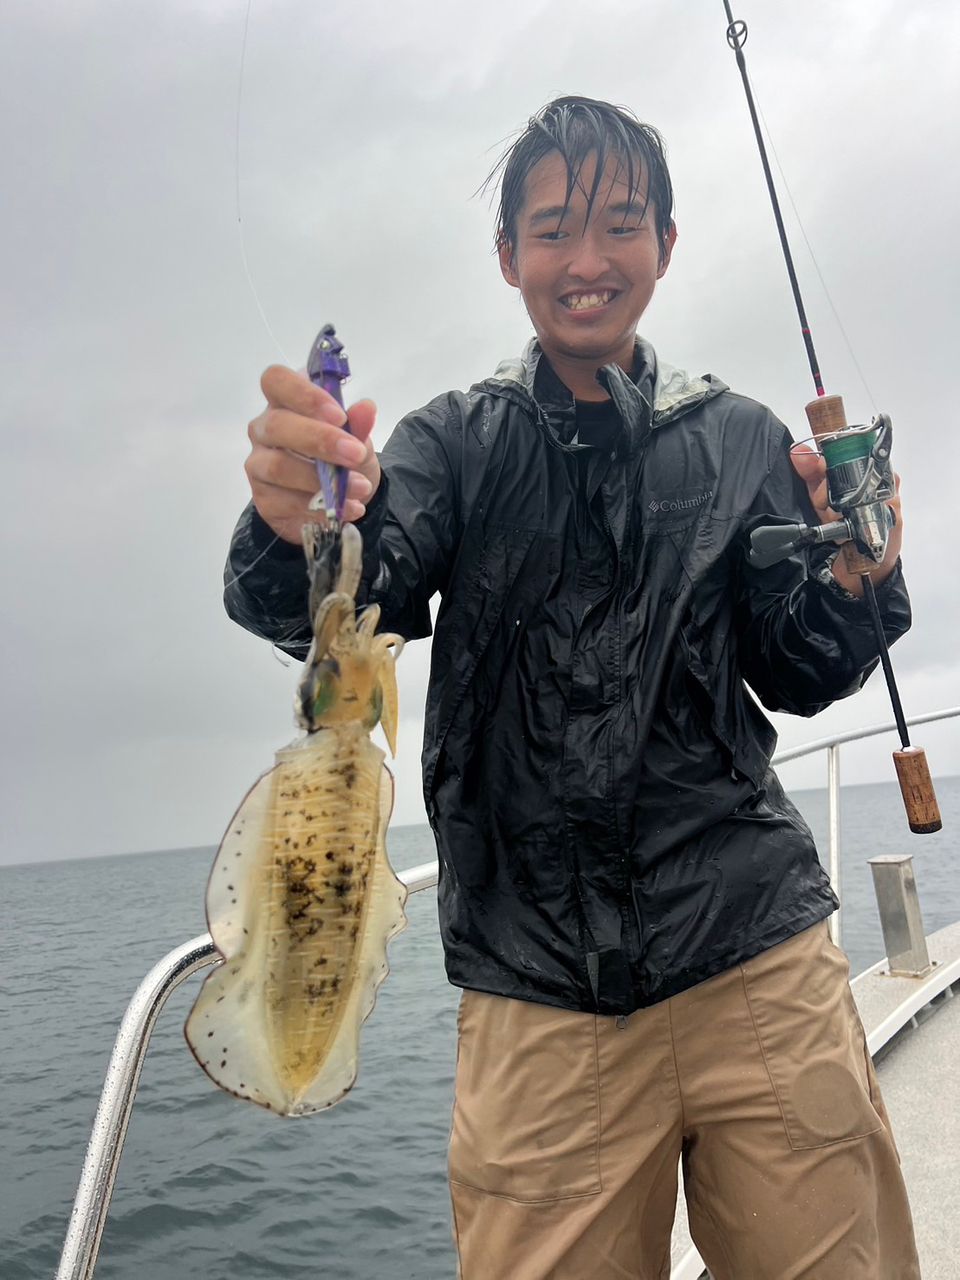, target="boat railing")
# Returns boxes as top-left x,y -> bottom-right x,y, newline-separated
56,707 -> 959,1280
55,861 -> 438,1280
773,706 -> 958,946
